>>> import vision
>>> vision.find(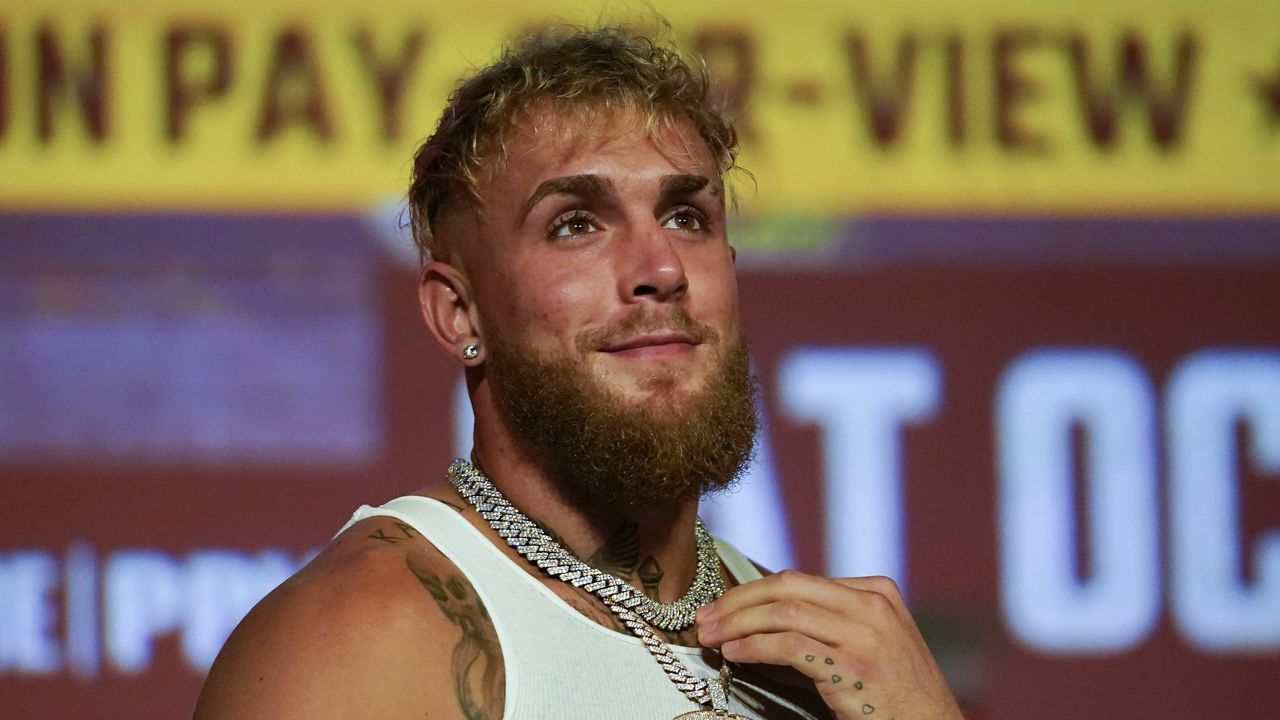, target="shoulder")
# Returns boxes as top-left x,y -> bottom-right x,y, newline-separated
194,511 -> 506,720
